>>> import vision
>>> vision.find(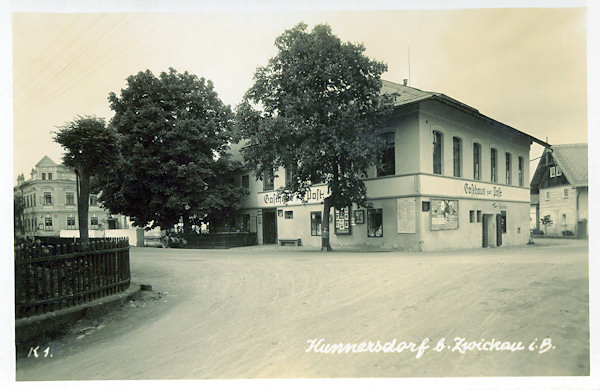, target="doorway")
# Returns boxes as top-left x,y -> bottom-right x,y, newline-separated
262,209 -> 277,244
482,213 -> 496,248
